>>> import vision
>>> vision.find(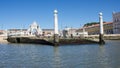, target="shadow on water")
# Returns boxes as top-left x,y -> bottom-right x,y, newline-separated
6,43 -> 54,47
